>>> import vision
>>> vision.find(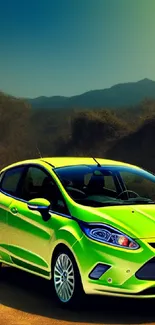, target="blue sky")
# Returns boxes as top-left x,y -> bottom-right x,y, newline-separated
0,0 -> 155,98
